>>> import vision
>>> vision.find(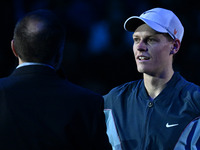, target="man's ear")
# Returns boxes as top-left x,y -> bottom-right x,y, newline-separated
170,39 -> 181,55
11,40 -> 18,57
173,39 -> 181,54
